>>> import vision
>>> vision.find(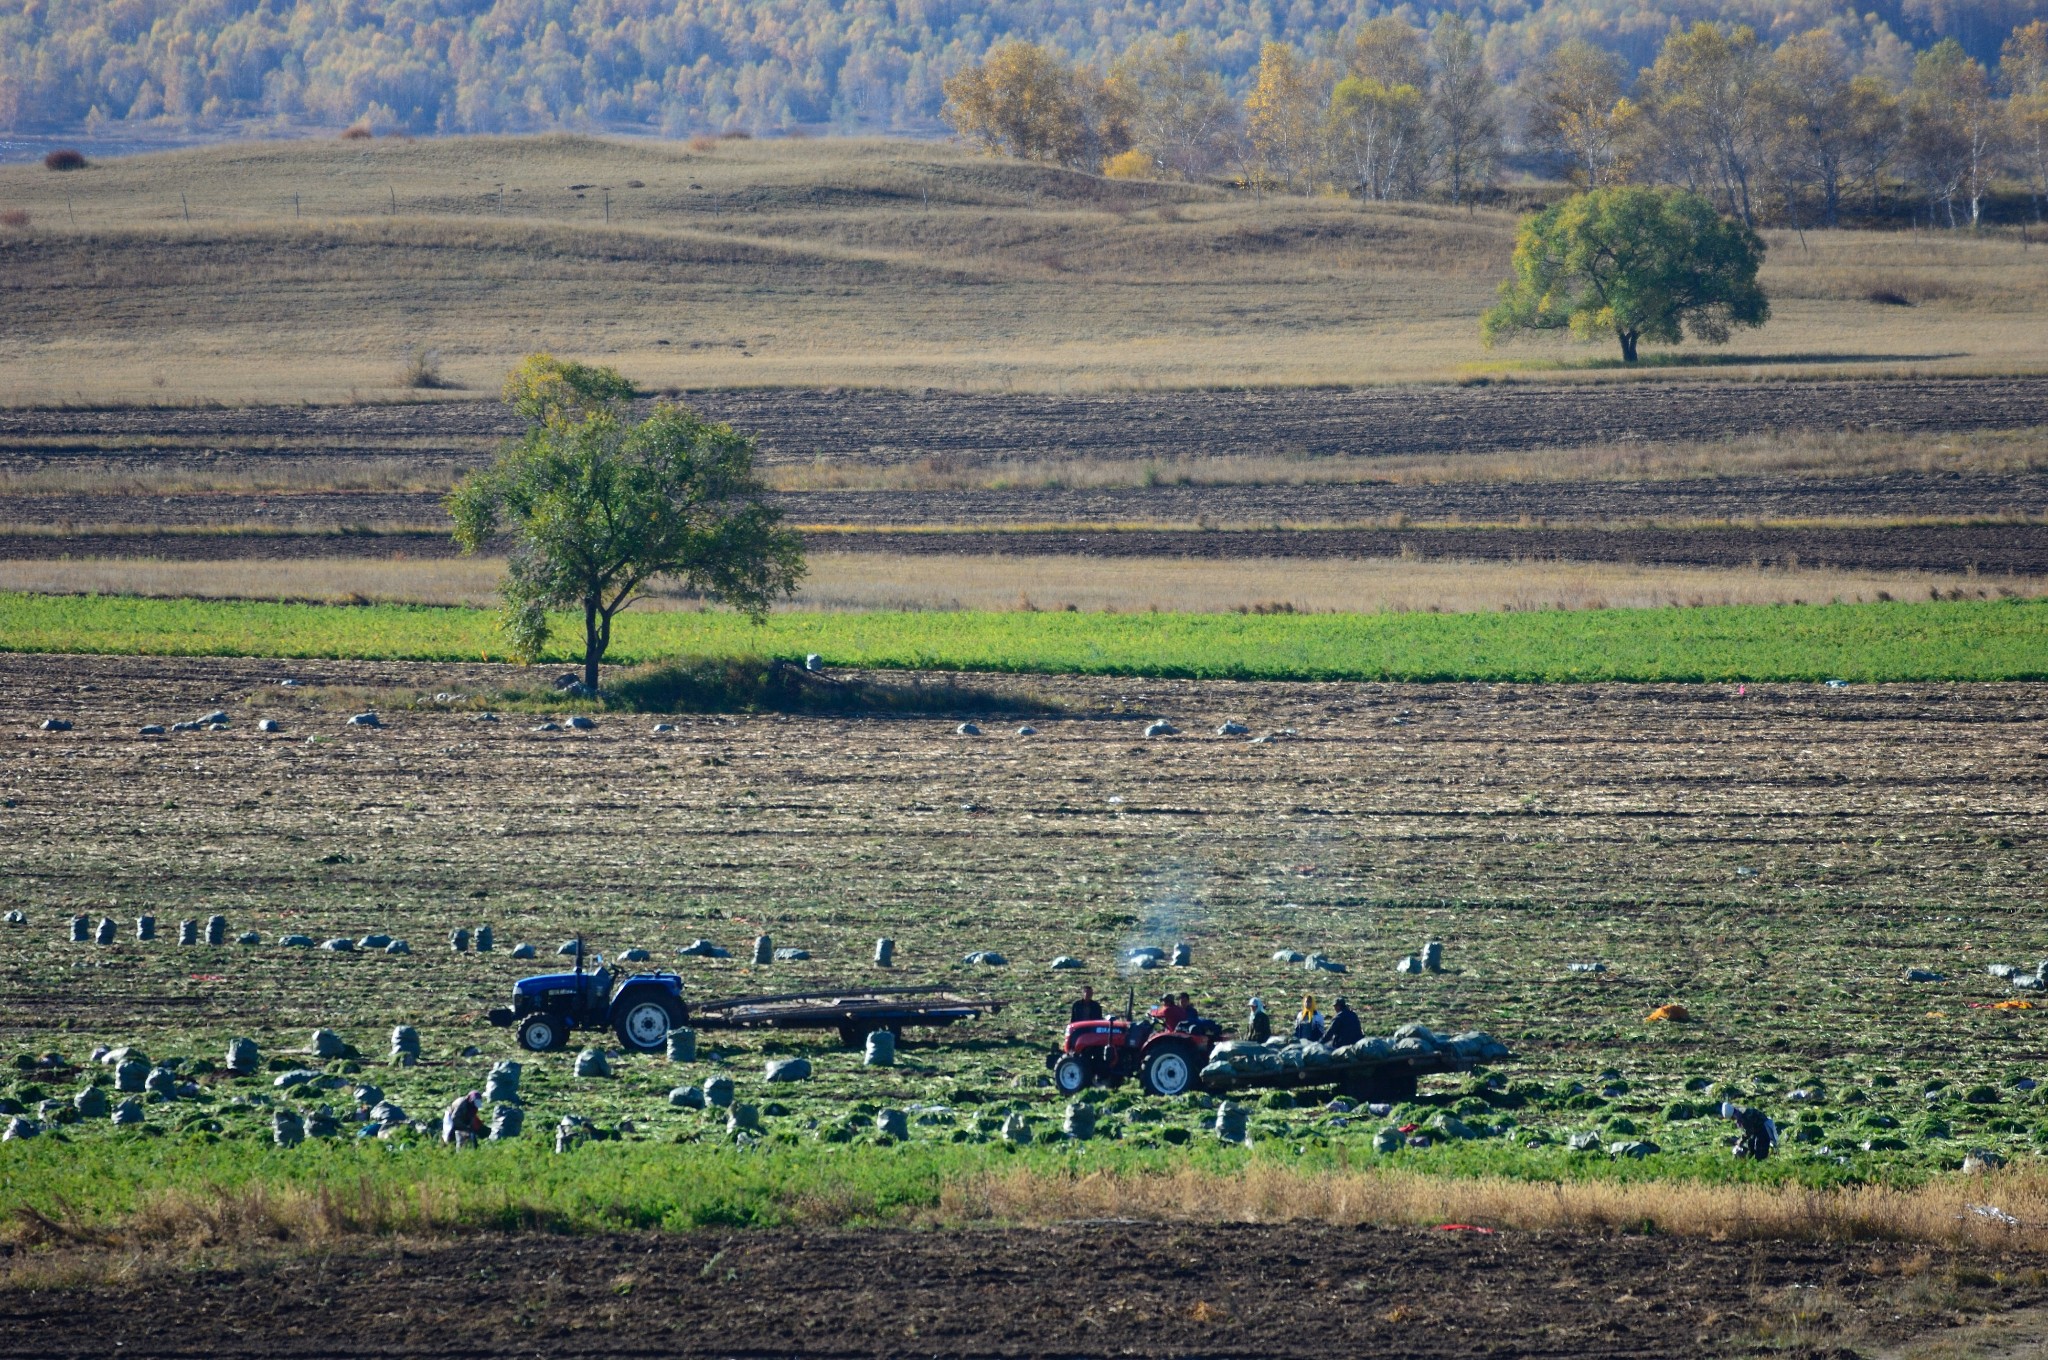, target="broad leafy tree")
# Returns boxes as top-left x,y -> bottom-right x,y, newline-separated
449,355 -> 805,691
1481,187 -> 1768,364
